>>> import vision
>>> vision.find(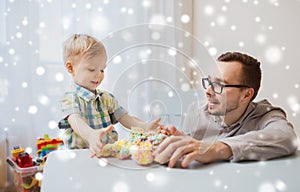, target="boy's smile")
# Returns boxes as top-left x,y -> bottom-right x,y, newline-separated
71,53 -> 107,92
